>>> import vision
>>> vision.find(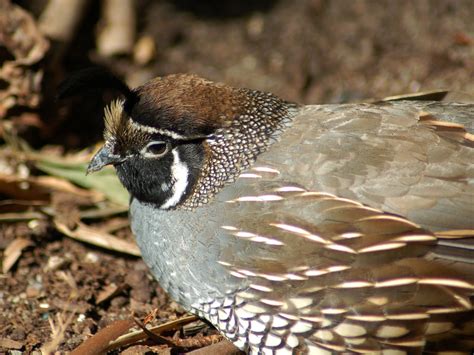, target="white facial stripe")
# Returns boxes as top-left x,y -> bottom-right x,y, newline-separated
129,120 -> 187,140
160,149 -> 189,209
